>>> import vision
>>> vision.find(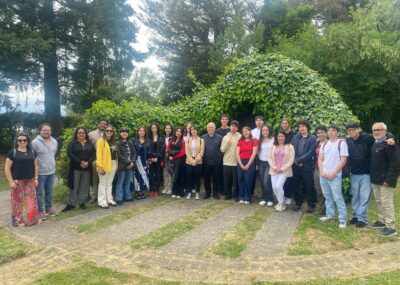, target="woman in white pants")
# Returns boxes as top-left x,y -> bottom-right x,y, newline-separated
96,125 -> 118,209
268,130 -> 295,211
